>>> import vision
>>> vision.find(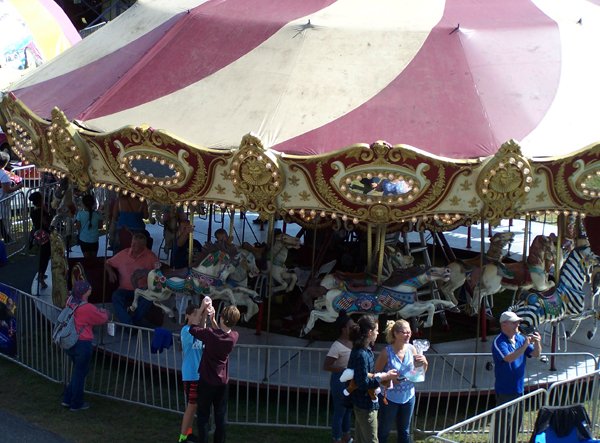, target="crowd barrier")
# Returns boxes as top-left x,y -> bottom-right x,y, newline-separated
2,286 -> 599,438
